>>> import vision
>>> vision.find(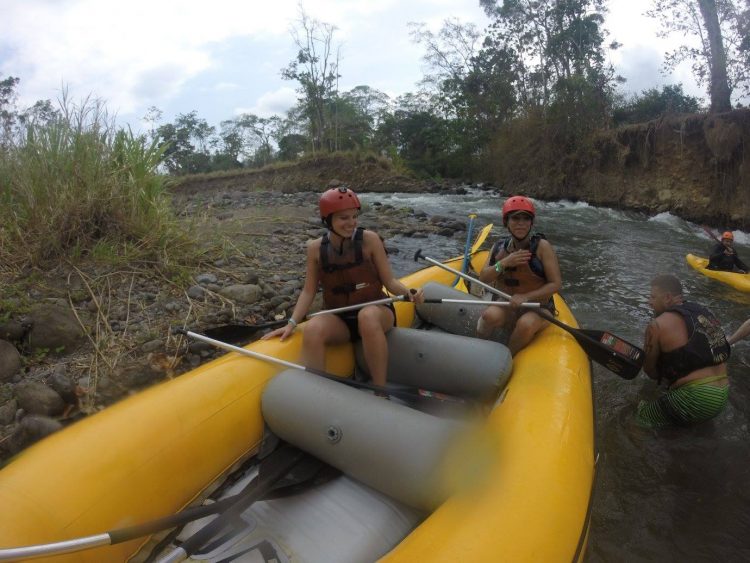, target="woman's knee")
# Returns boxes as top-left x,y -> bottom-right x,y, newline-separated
514,315 -> 543,339
481,306 -> 505,325
303,317 -> 341,345
358,306 -> 392,336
